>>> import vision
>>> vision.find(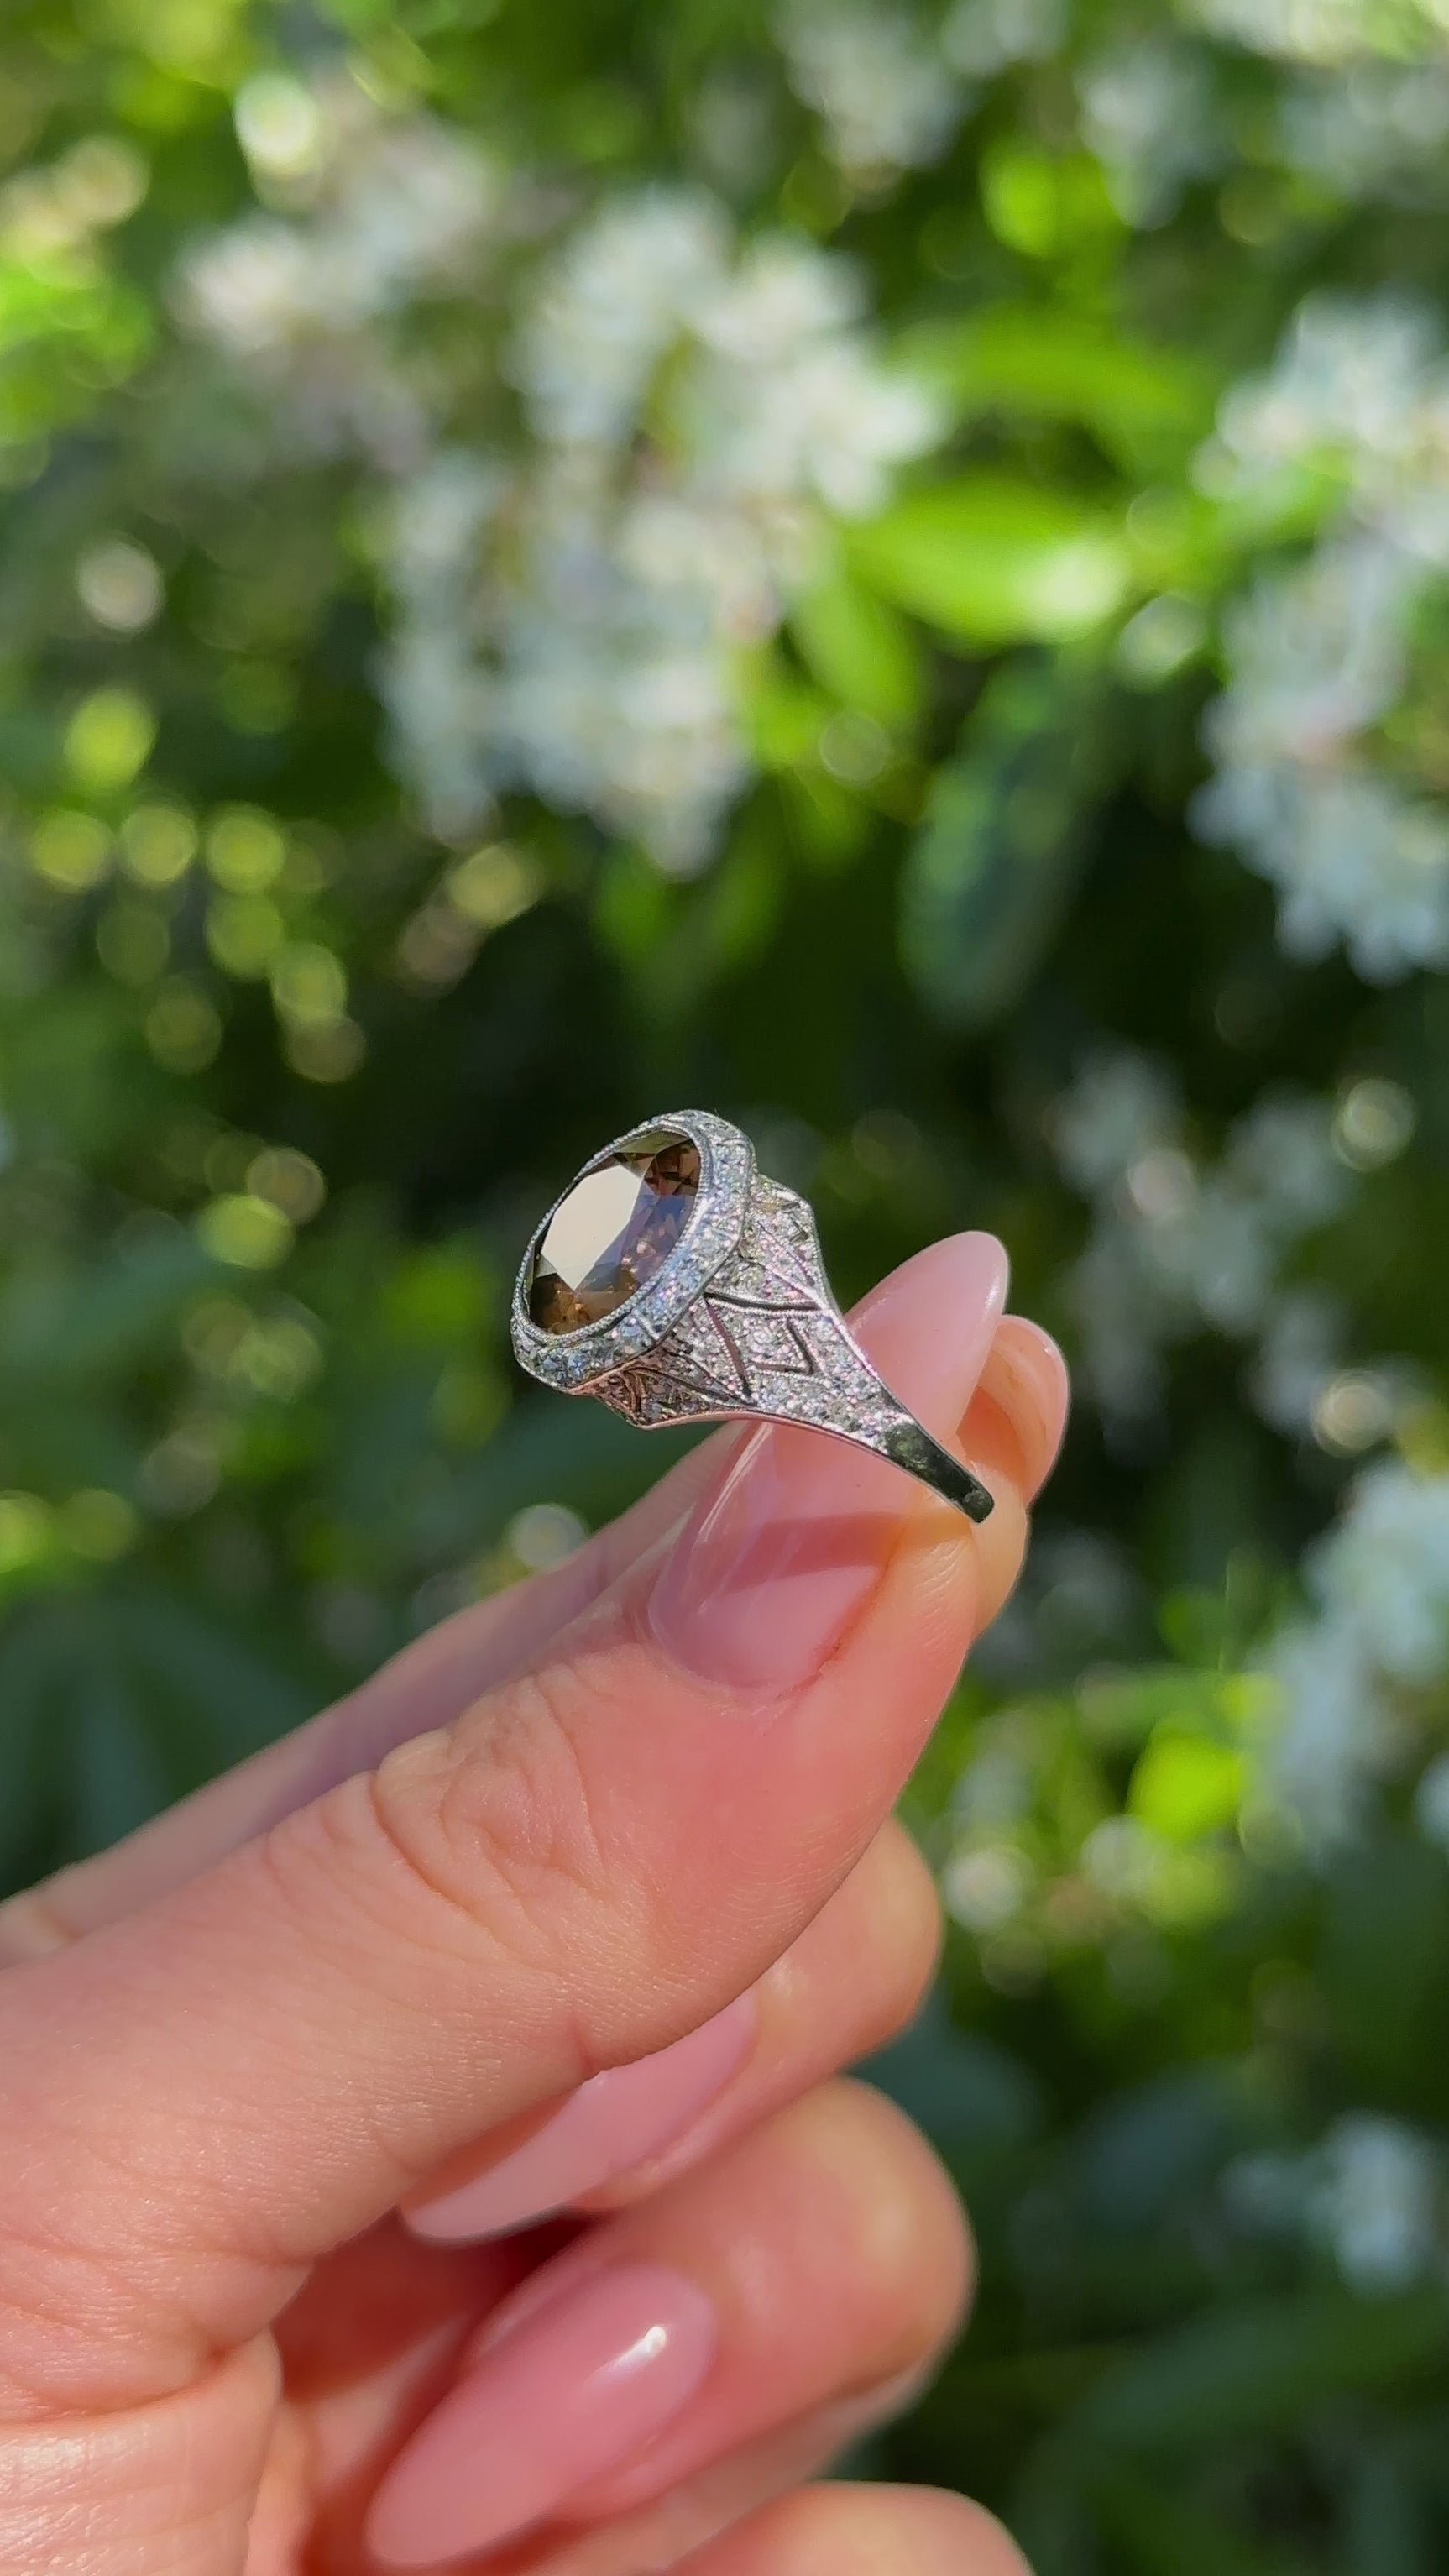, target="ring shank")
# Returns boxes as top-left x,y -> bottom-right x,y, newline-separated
514,1118 -> 997,1526
880,1416 -> 995,1523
